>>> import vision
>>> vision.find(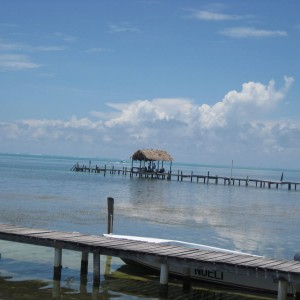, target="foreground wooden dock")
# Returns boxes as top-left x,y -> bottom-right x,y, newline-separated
1,222 -> 300,299
71,163 -> 300,191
